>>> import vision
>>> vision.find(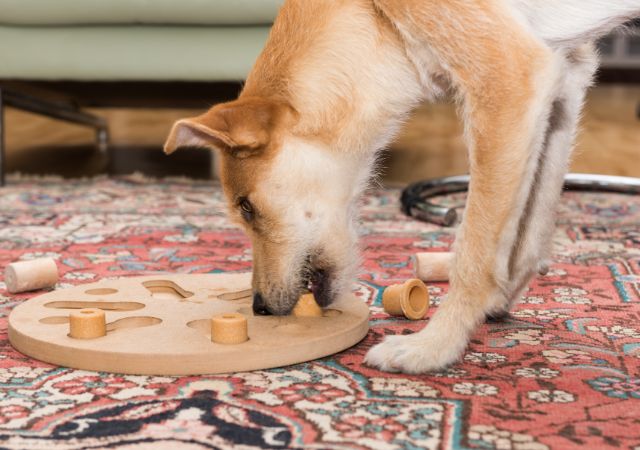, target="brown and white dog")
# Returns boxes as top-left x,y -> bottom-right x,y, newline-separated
165,0 -> 640,373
